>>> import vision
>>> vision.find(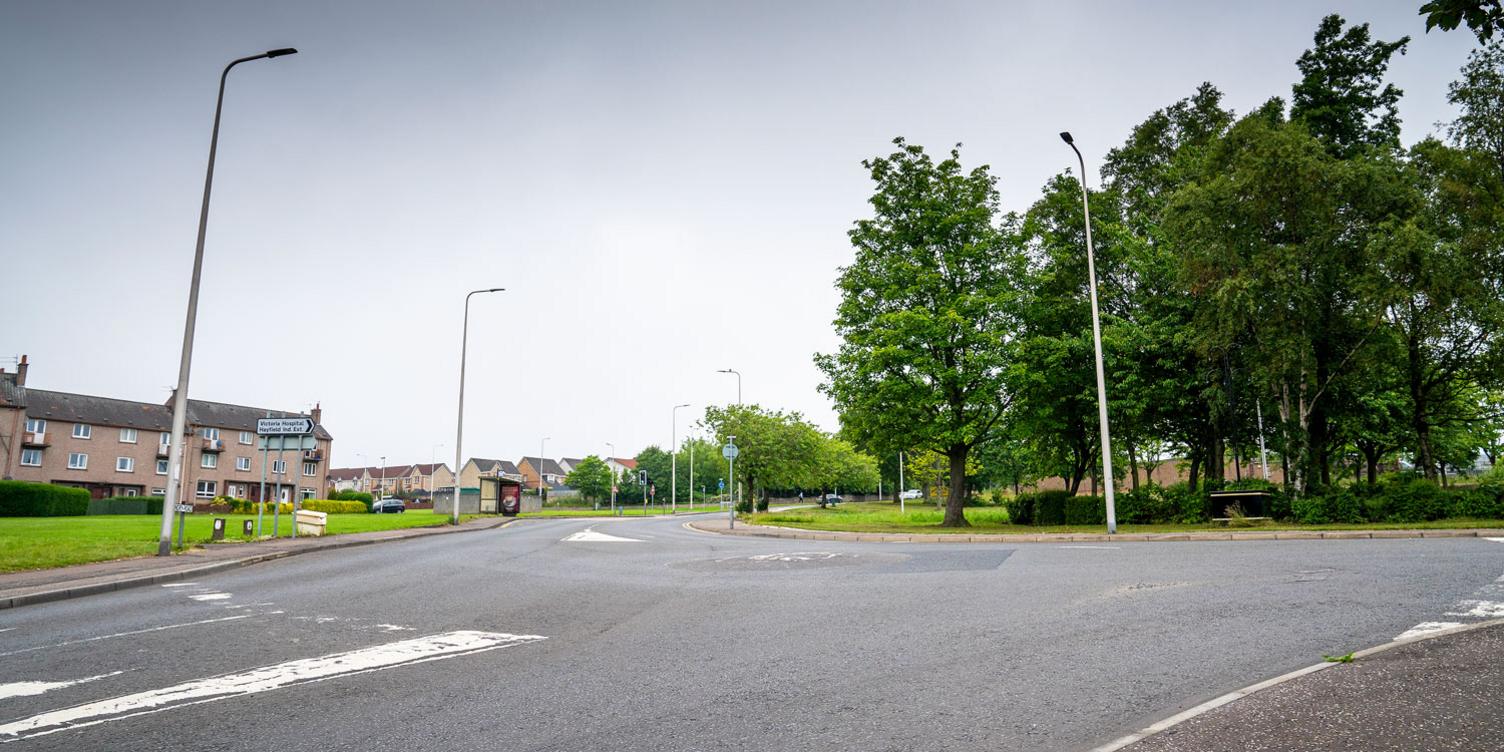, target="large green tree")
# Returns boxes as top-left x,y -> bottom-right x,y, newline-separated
816,140 -> 1021,526
564,455 -> 613,503
1291,14 -> 1410,158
